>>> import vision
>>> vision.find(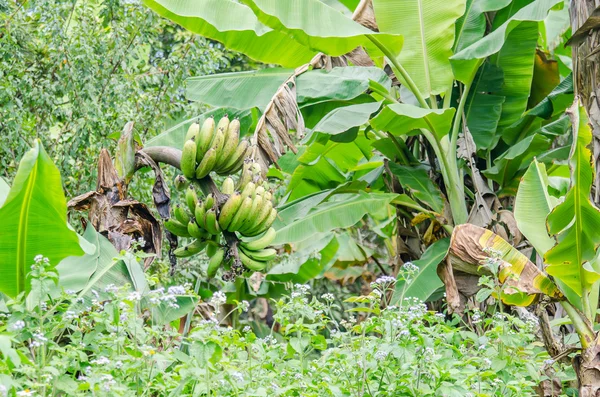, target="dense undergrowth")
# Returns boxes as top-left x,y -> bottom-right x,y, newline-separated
0,259 -> 573,396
